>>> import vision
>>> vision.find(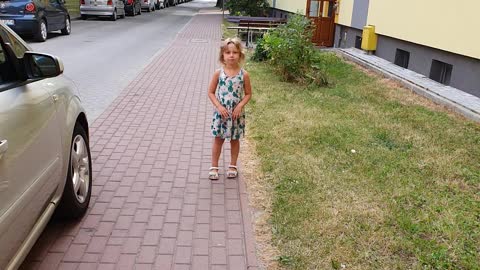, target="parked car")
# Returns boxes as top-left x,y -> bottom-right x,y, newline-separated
140,0 -> 155,12
0,0 -> 71,42
80,0 -> 126,21
124,0 -> 141,16
0,22 -> 92,269
166,0 -> 176,7
154,0 -> 164,9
